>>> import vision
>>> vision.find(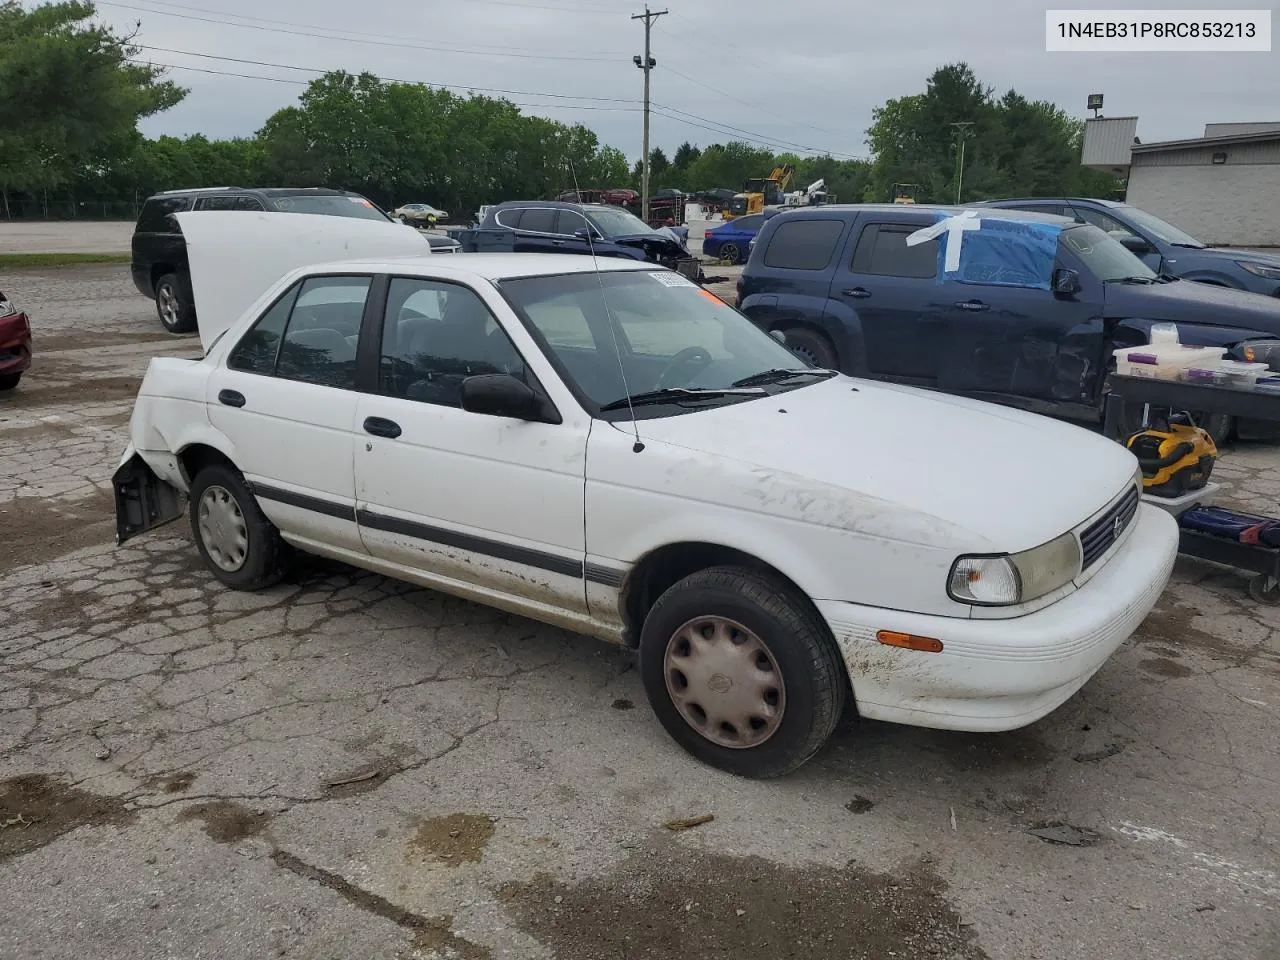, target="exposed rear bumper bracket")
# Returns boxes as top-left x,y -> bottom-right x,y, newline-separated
113,453 -> 185,544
